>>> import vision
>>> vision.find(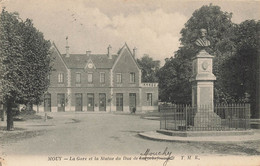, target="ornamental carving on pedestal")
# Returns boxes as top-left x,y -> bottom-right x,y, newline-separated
202,61 -> 209,71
